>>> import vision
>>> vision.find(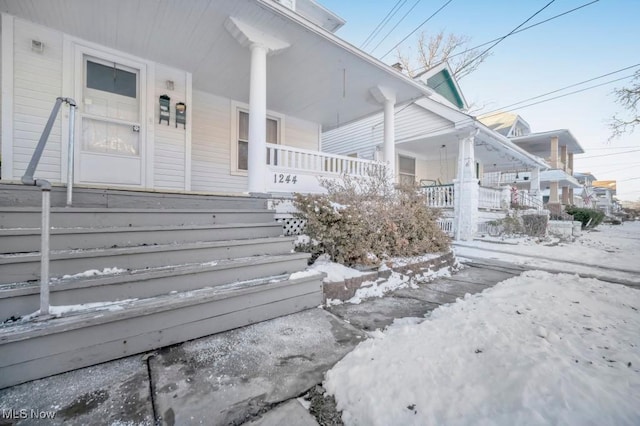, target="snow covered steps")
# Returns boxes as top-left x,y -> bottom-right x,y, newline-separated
0,252 -> 312,319
0,199 -> 322,389
0,271 -> 324,389
0,207 -> 276,228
